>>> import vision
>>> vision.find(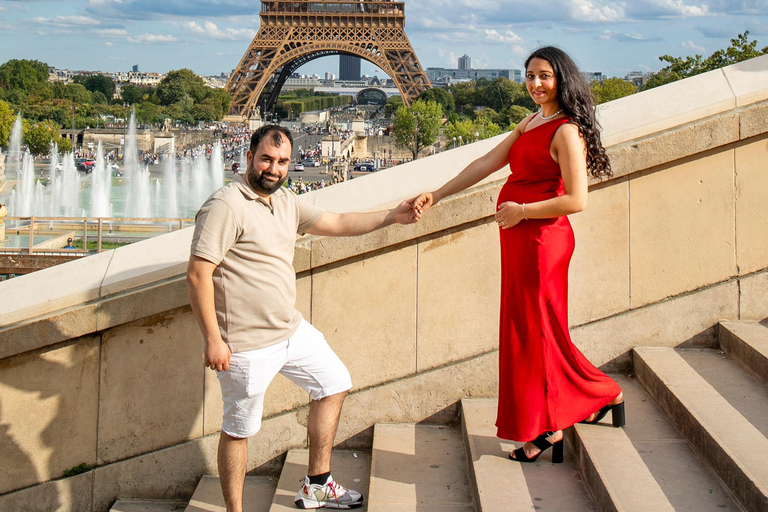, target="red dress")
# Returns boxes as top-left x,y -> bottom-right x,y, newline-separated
495,117 -> 621,442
